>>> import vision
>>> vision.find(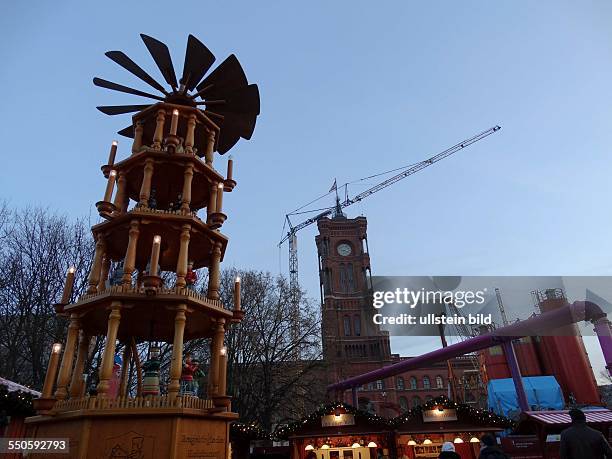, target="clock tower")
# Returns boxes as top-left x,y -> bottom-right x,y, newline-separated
316,205 -> 392,385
